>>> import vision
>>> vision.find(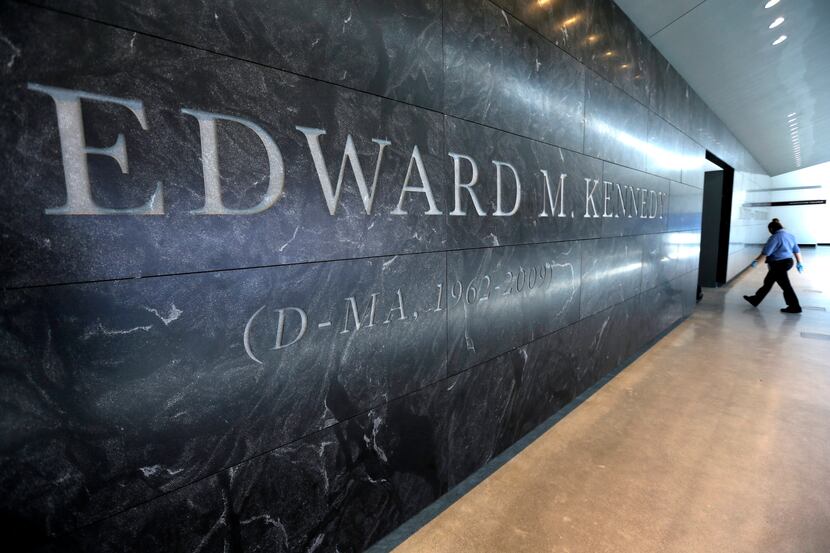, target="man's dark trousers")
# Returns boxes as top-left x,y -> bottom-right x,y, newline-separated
749,258 -> 801,308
